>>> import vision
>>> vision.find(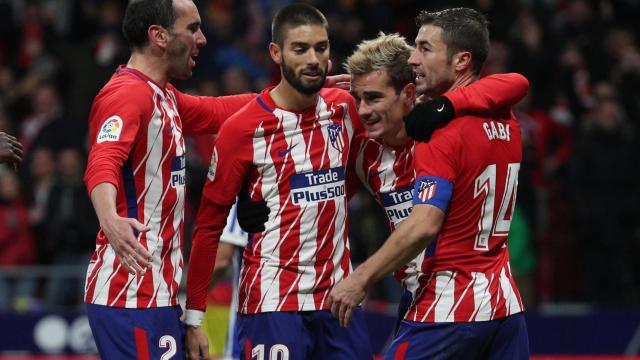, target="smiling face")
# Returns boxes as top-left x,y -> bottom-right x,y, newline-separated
408,24 -> 456,98
275,24 -> 329,95
351,69 -> 415,142
165,0 -> 206,80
